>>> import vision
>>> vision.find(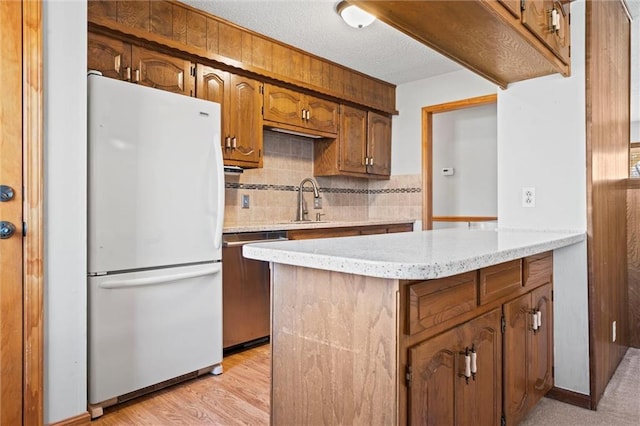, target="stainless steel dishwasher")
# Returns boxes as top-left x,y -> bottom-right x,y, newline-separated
222,231 -> 287,351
